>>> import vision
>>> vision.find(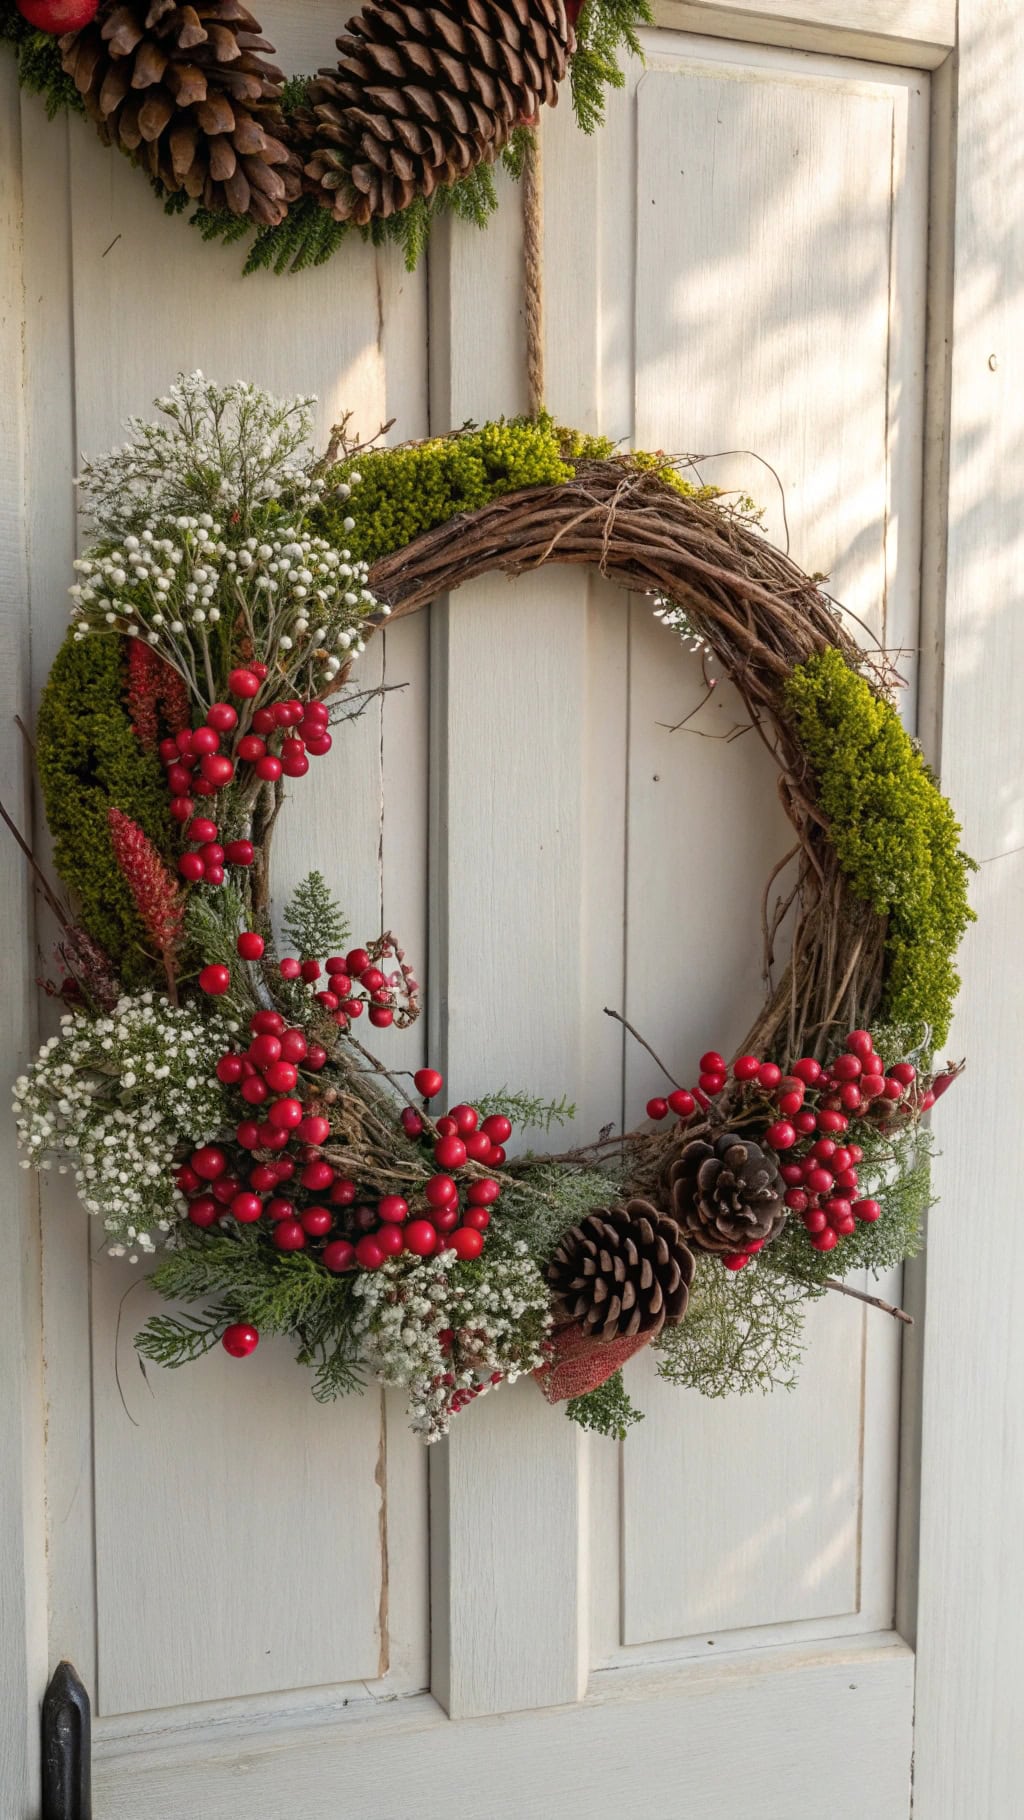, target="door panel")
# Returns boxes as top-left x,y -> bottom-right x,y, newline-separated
18,11 -> 929,1811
